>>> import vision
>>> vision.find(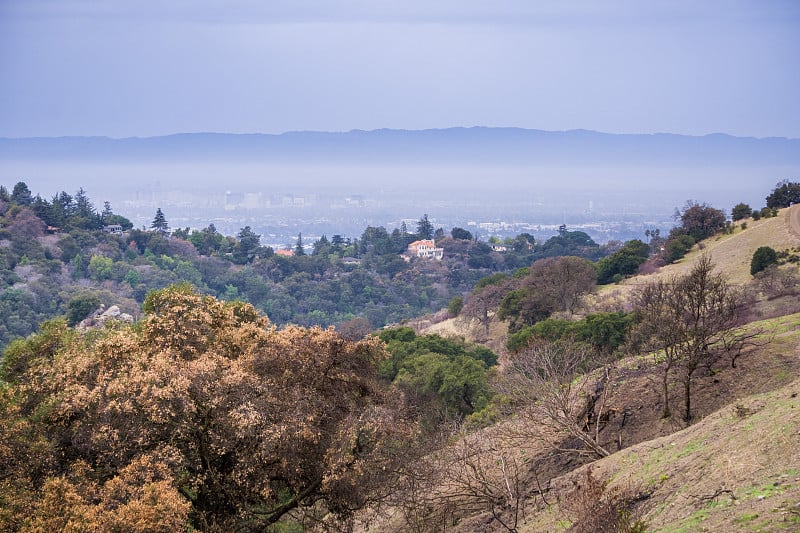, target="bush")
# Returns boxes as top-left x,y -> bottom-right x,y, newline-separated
751,246 -> 778,276
66,292 -> 102,326
664,235 -> 695,263
447,296 -> 464,317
